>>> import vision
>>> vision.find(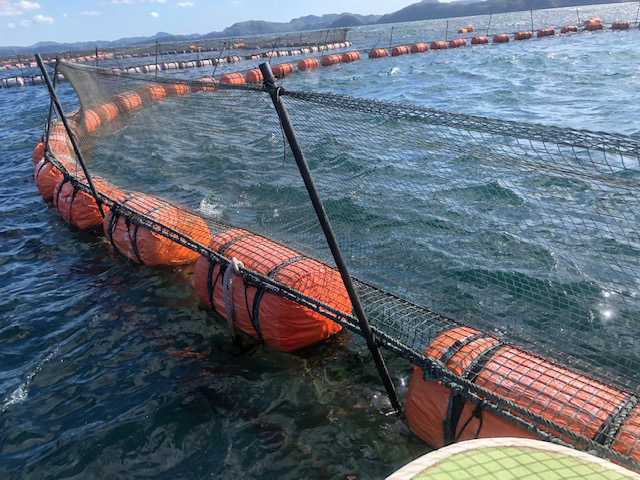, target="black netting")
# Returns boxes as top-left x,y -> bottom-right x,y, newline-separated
40,60 -> 640,470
